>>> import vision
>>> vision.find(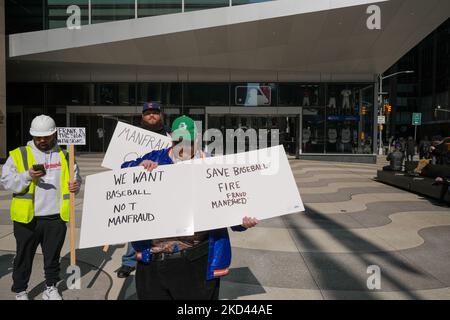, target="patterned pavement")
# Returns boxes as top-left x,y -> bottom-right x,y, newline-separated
0,153 -> 449,300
